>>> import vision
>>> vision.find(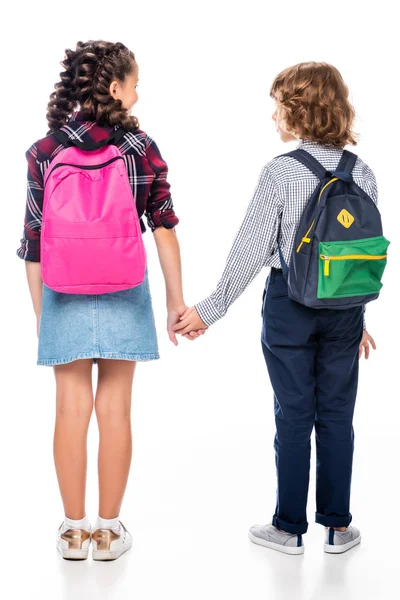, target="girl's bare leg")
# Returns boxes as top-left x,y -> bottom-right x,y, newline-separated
95,359 -> 136,519
53,359 -> 94,520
